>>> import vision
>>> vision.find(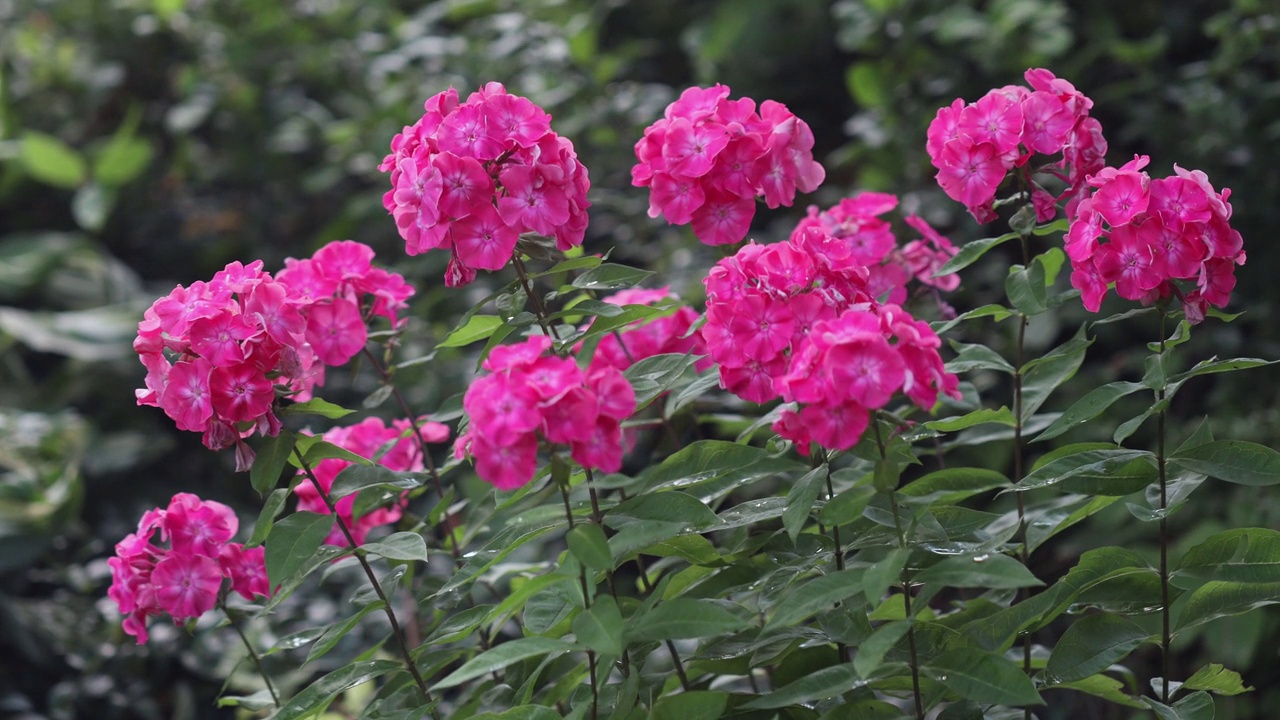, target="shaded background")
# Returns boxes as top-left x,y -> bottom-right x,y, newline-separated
0,0 -> 1277,718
